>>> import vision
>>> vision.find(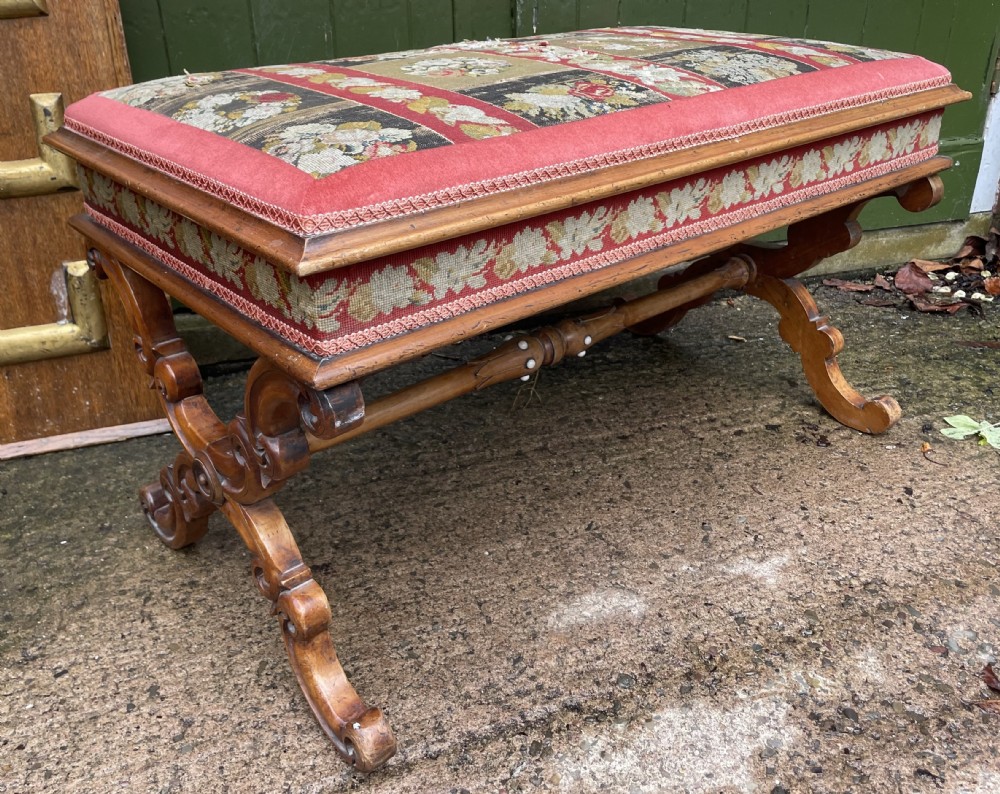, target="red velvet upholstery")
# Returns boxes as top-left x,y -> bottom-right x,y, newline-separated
67,27 -> 951,357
